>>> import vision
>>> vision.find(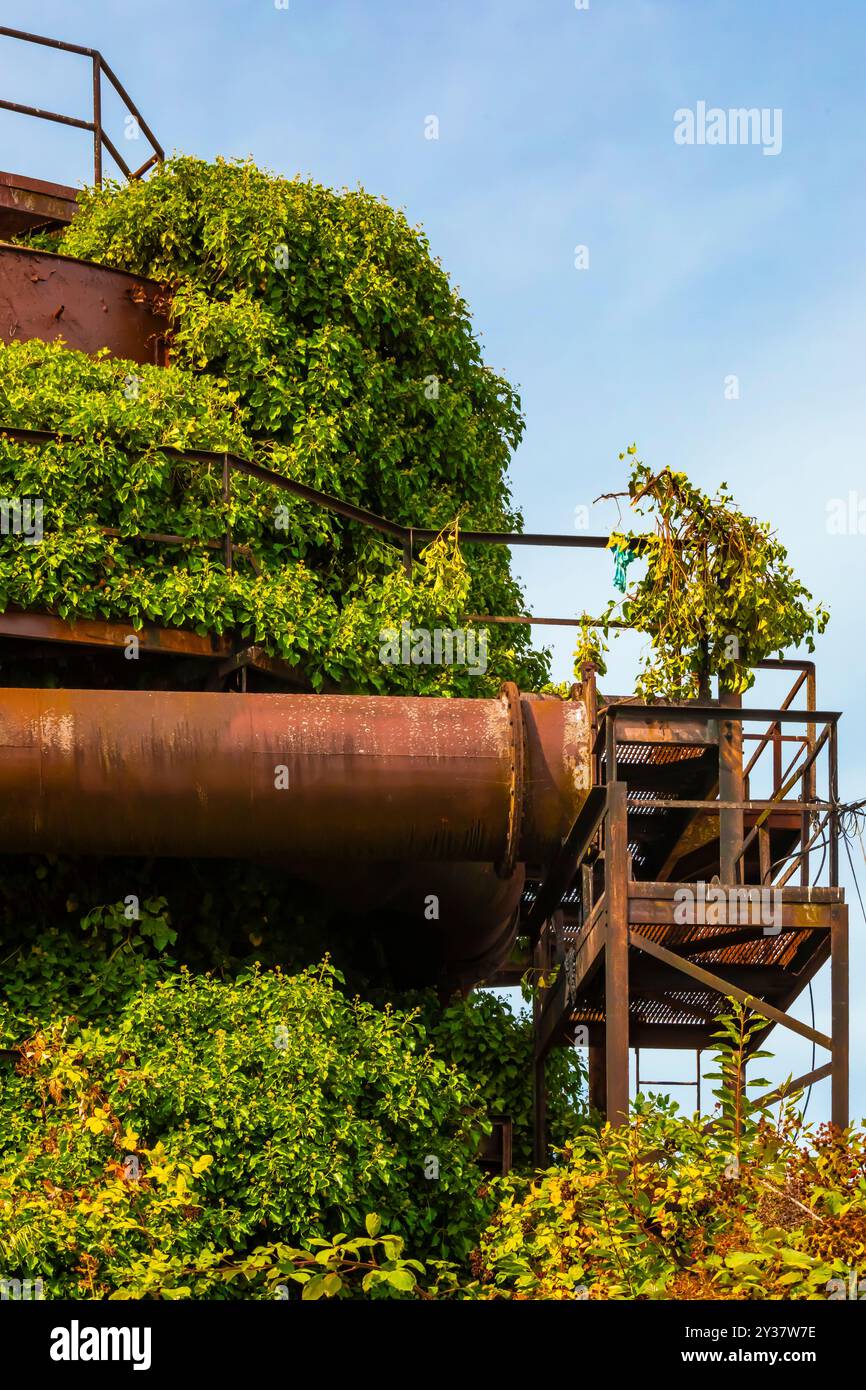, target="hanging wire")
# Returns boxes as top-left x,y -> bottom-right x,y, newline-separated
796,796 -> 866,1120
